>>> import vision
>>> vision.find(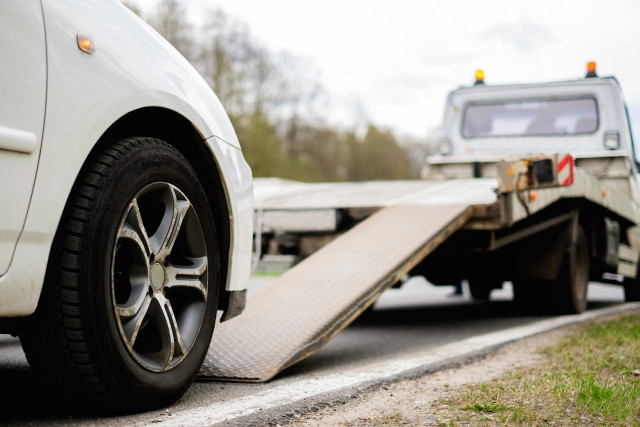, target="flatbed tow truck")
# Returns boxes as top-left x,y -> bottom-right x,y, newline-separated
198,63 -> 640,383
